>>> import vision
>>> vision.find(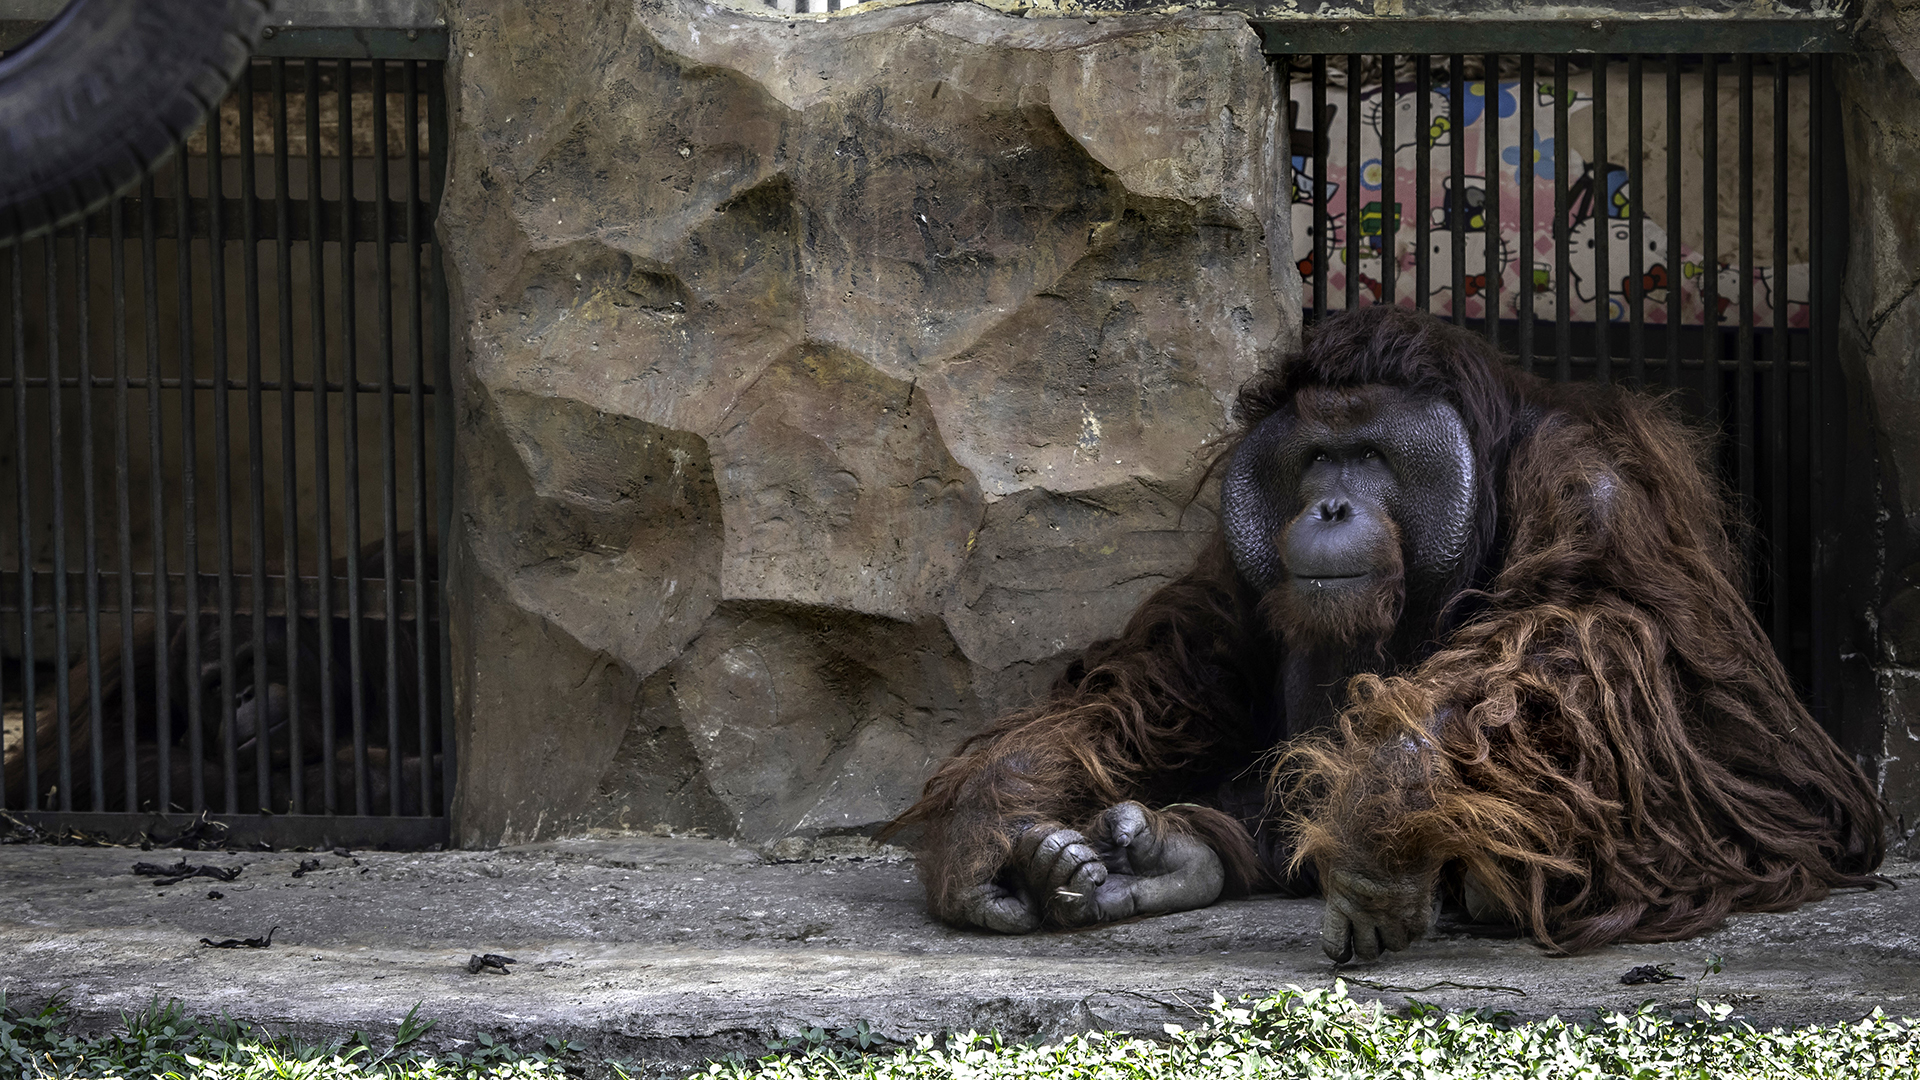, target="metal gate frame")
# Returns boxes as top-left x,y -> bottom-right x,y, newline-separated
0,19 -> 455,849
1256,16 -> 1858,744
